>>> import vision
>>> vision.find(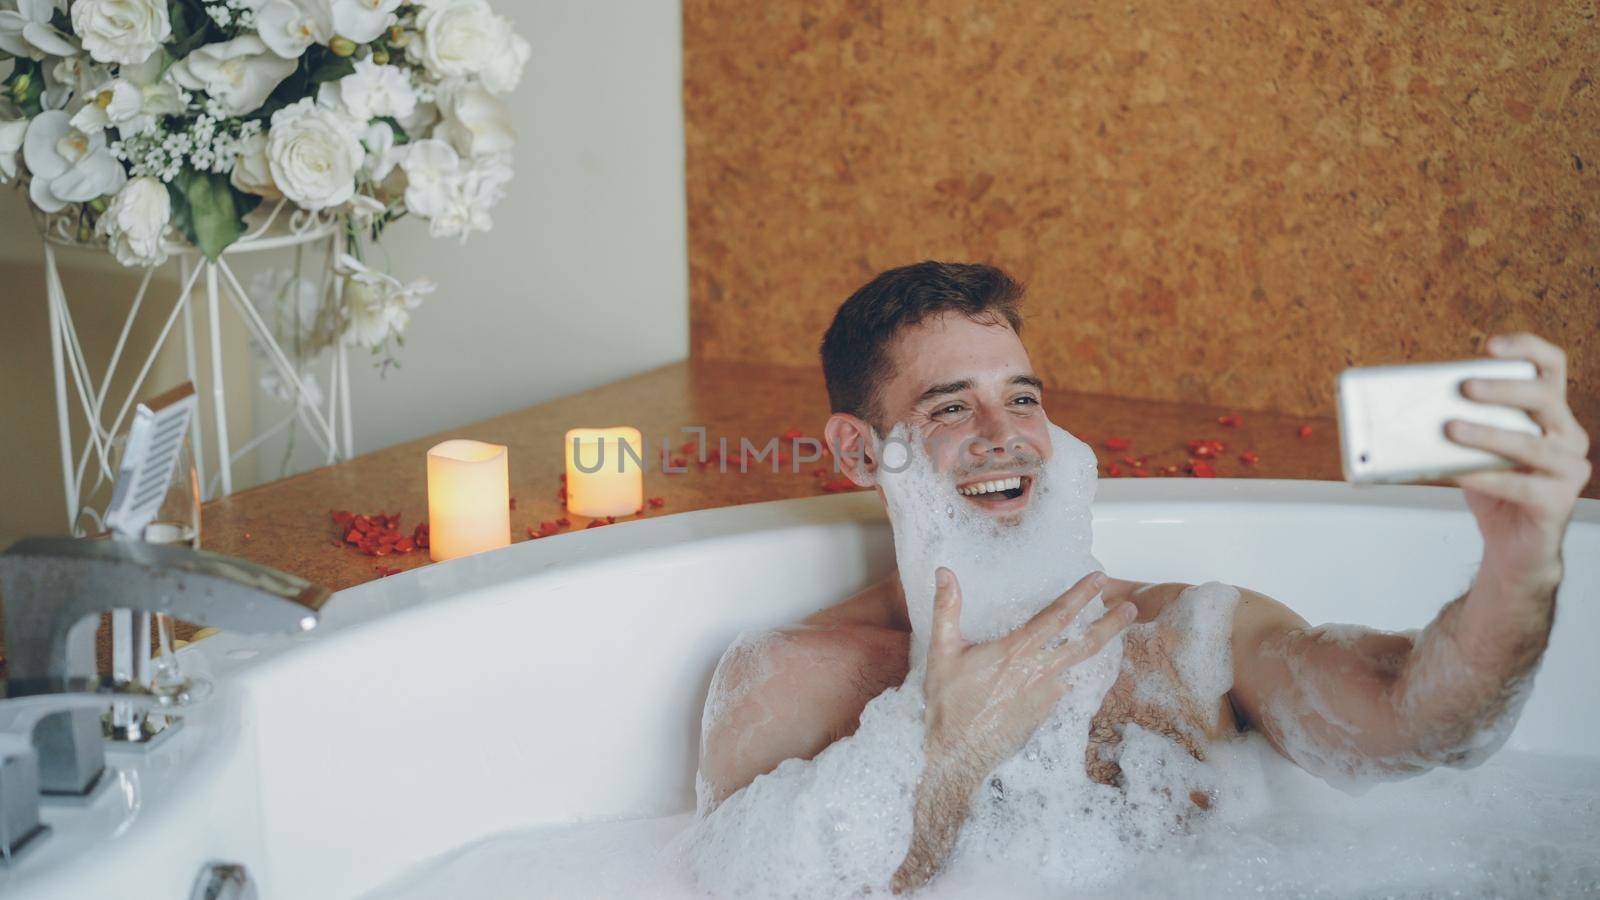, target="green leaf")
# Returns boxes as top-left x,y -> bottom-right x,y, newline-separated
311,53 -> 356,85
169,169 -> 258,261
257,53 -> 314,120
166,0 -> 218,59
